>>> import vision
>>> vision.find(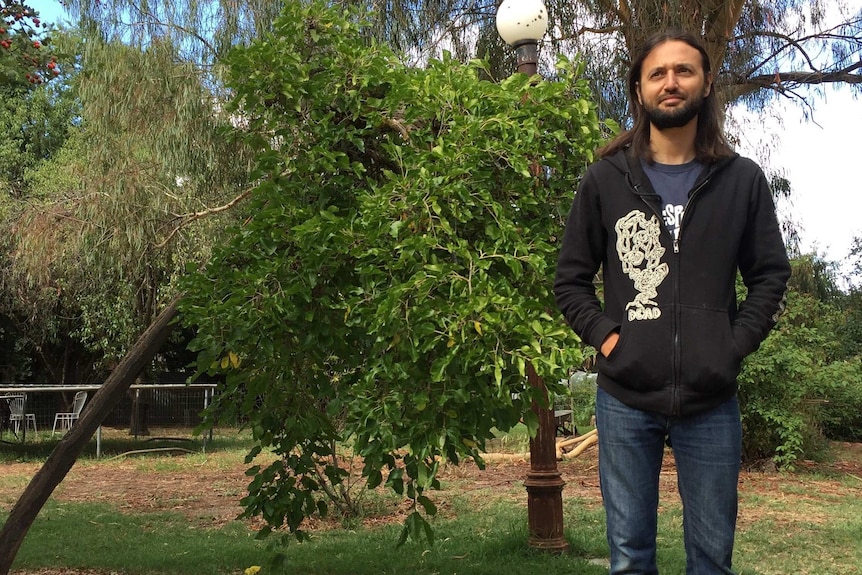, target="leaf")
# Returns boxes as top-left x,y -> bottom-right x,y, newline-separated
473,320 -> 483,335
397,523 -> 410,547
416,494 -> 438,516
367,469 -> 383,489
531,319 -> 544,335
